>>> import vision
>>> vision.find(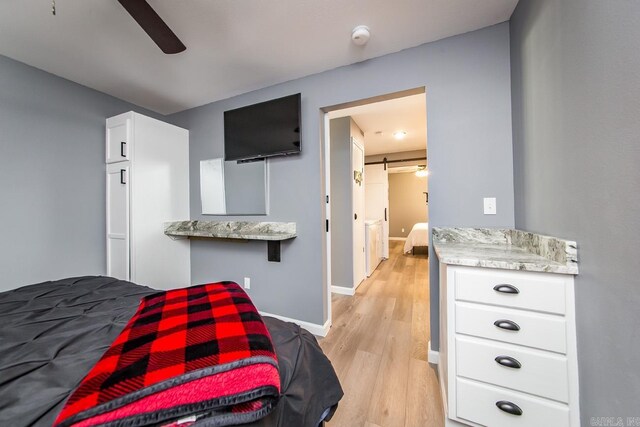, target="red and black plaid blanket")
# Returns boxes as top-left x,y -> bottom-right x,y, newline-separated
54,281 -> 280,427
